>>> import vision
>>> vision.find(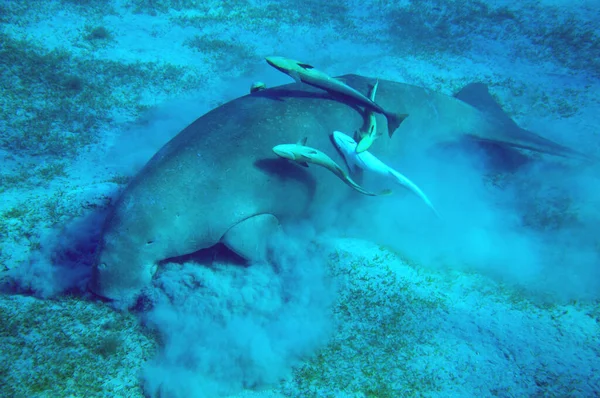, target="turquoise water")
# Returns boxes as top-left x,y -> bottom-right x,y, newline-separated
1,1 -> 599,397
